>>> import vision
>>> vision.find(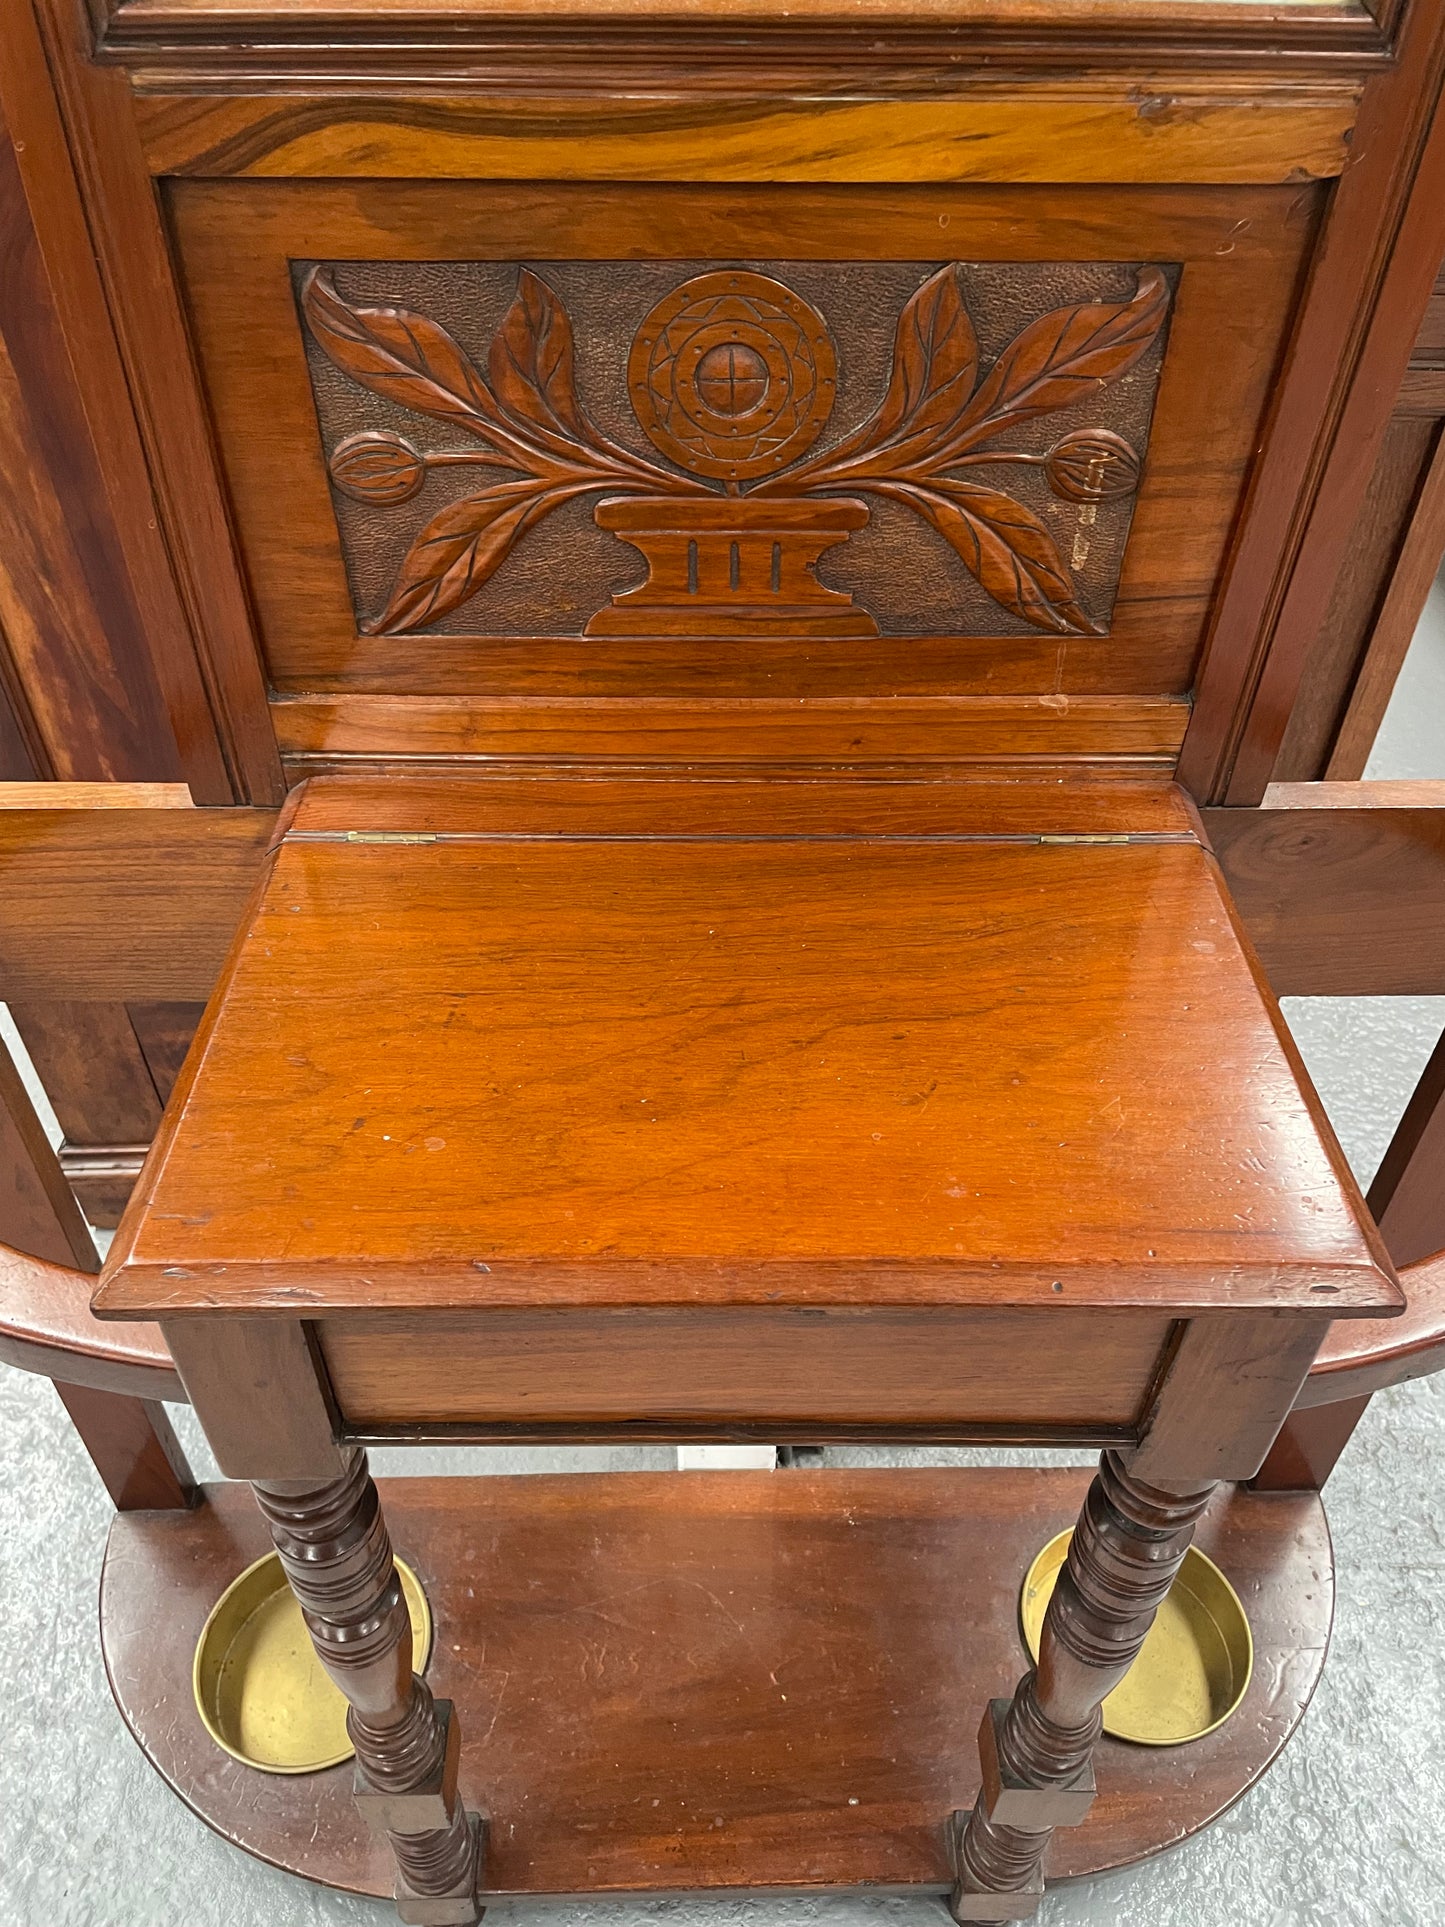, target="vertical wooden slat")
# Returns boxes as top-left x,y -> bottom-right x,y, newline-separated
0,1029 -> 98,1272
1368,1028 -> 1445,1270
1325,428 -> 1445,778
